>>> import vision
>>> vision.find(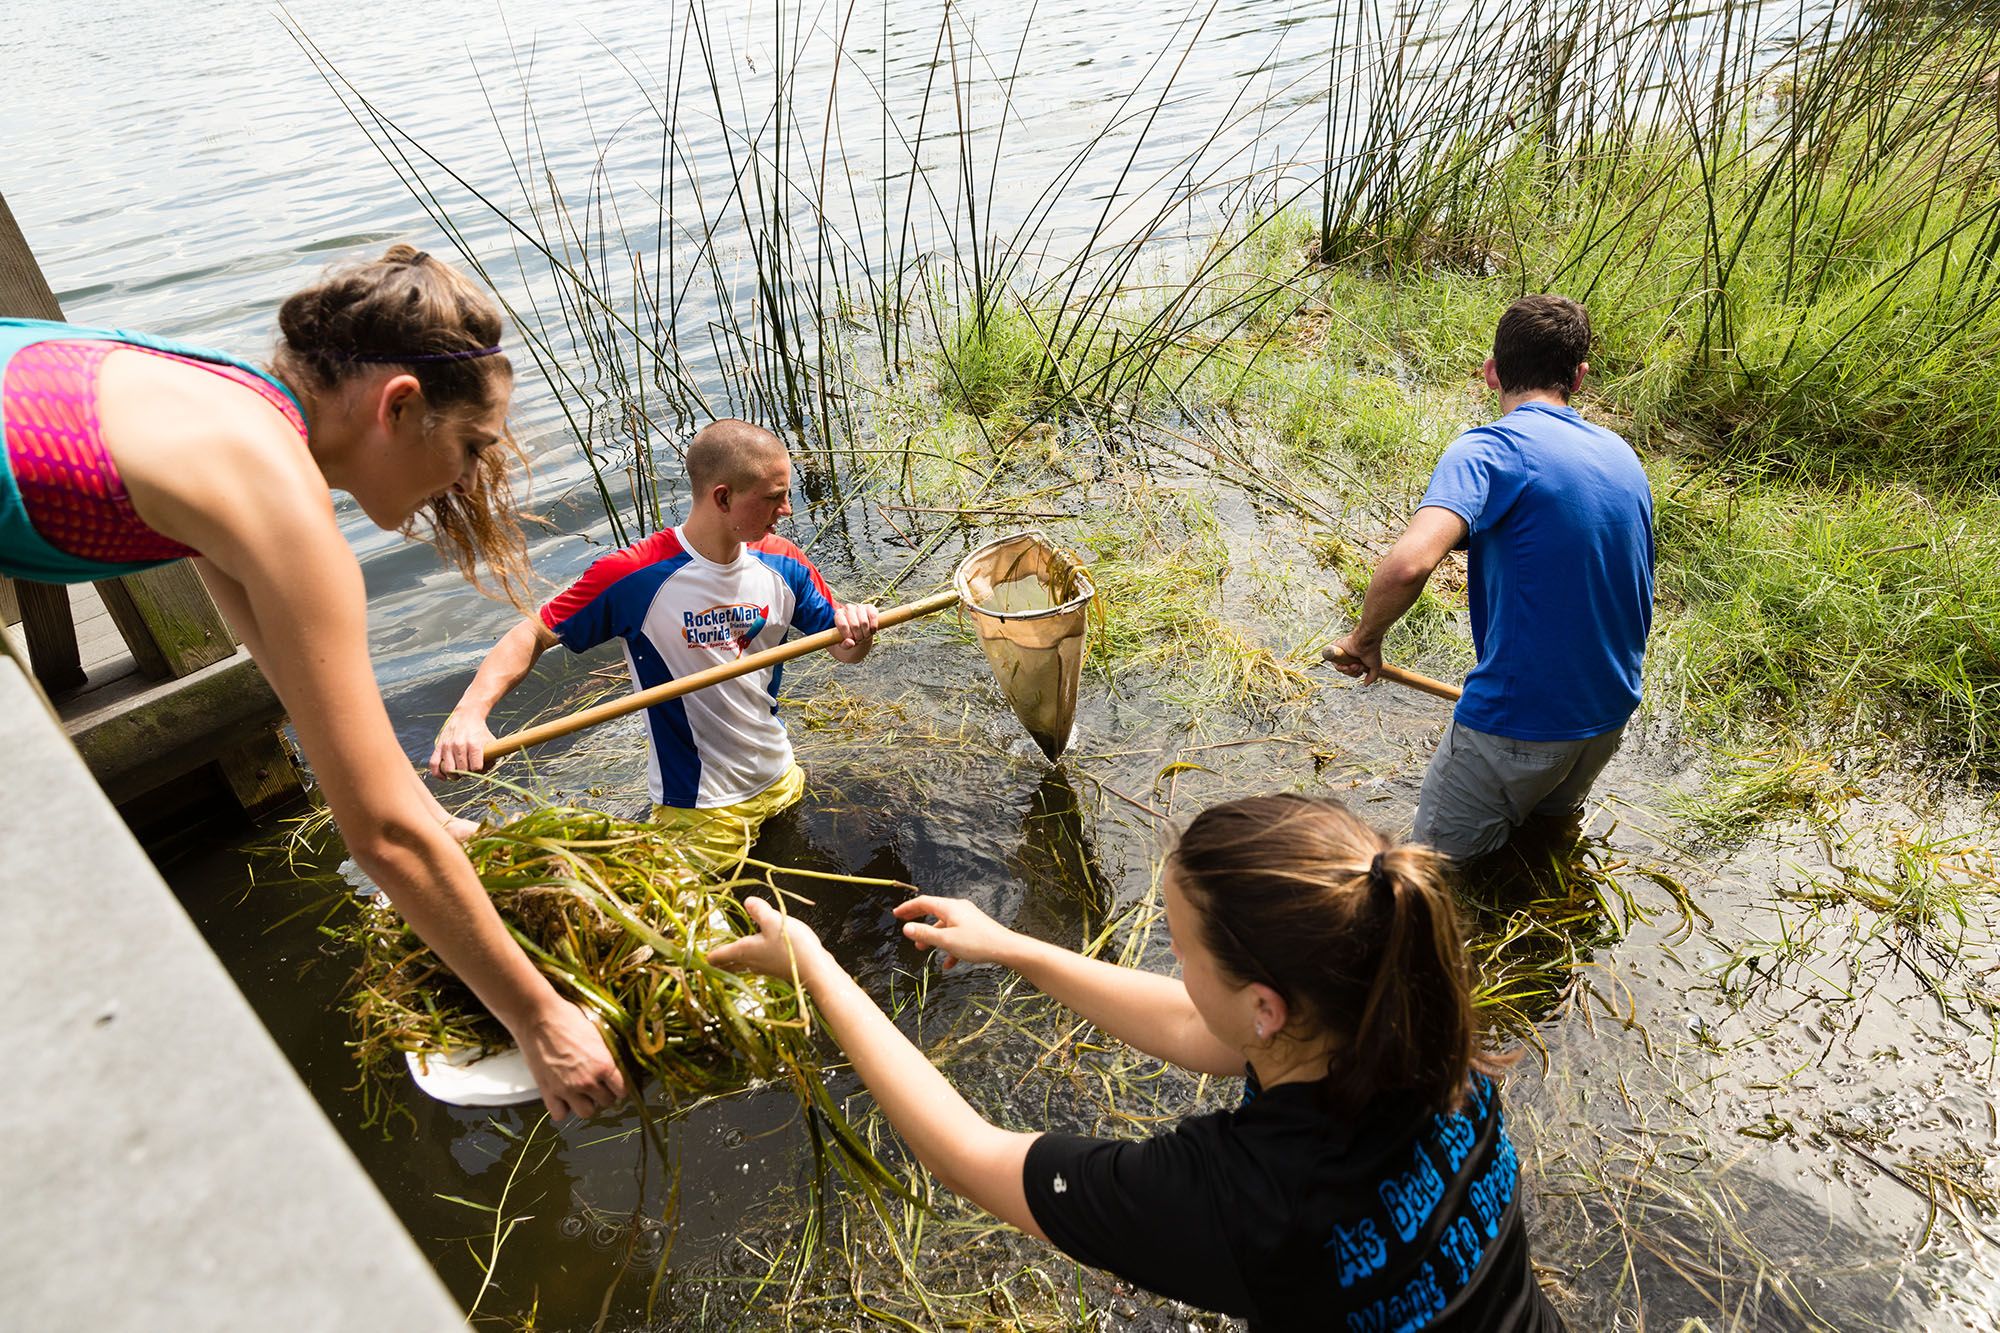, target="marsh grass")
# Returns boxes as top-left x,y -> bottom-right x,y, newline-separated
1669,745 -> 1863,845
940,304 -> 1060,420
282,0 -> 2000,1326
1065,484 -> 1310,706
1652,470 -> 2000,769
